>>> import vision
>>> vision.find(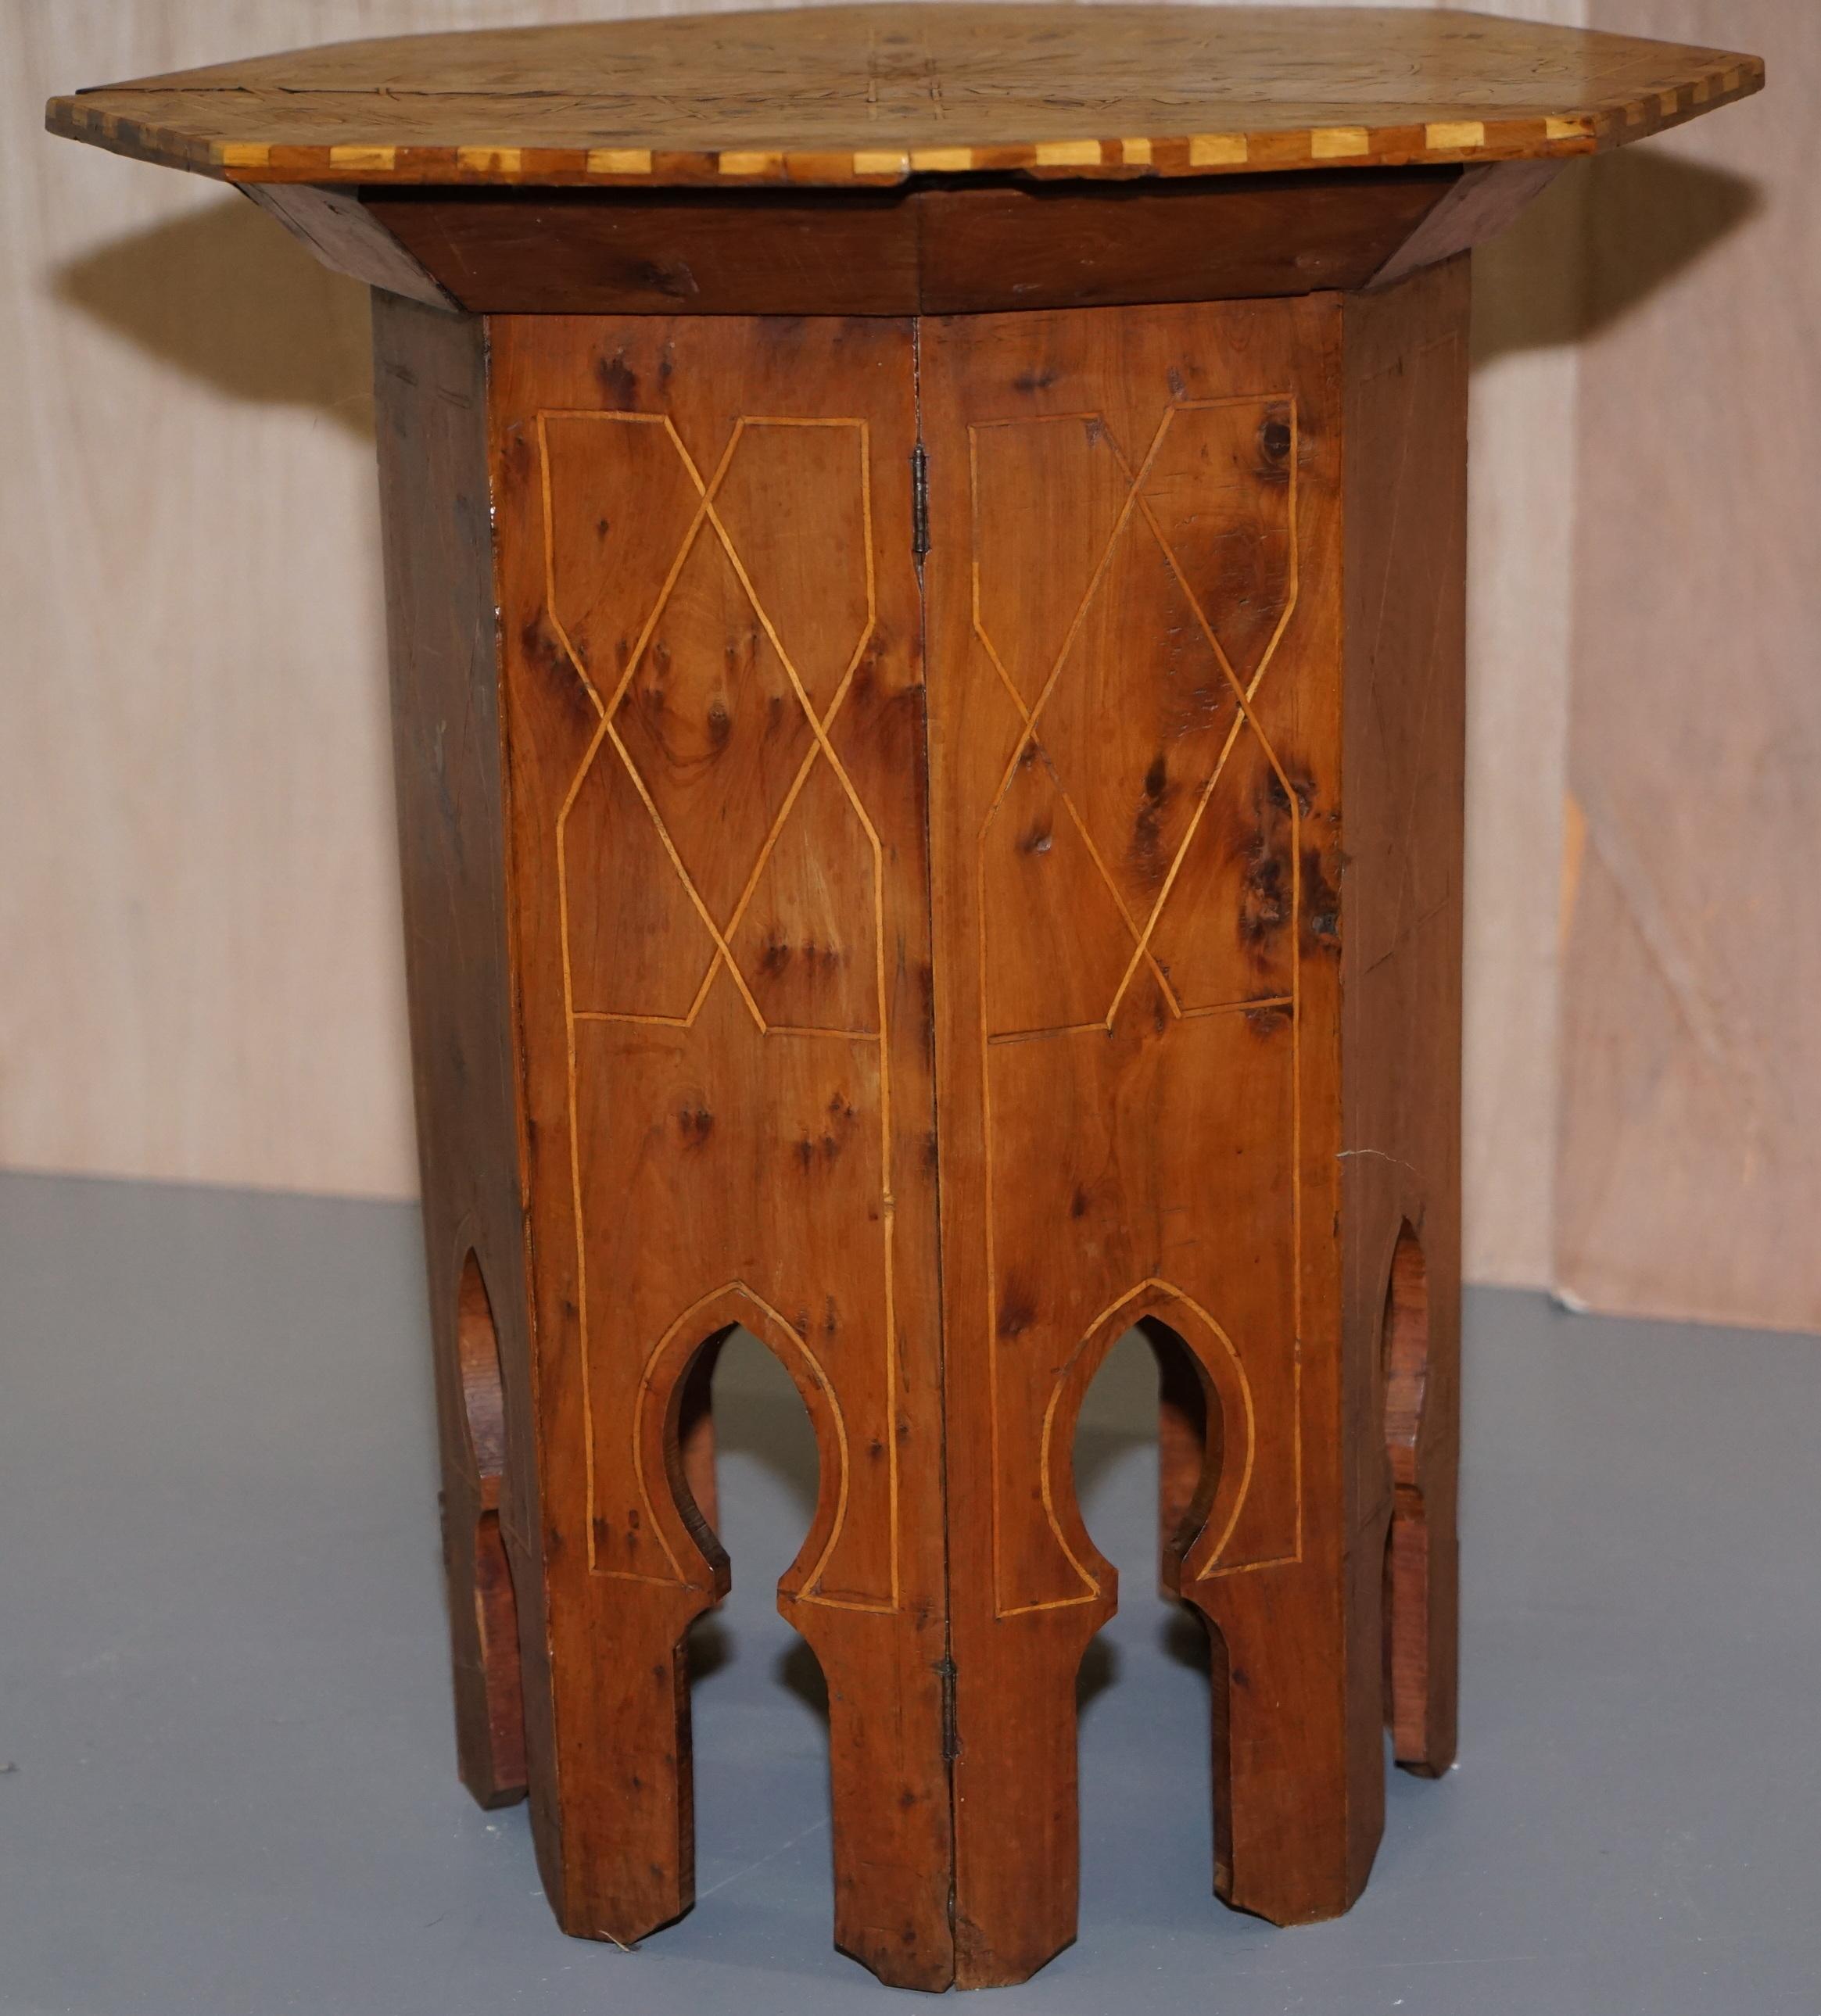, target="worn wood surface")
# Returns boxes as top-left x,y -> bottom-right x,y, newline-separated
370,292 -> 553,1838
48,4 -> 1762,188
1341,260 -> 1468,1777
358,169 -> 1468,315
1365,157 -> 1562,292
244,179 -> 455,307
